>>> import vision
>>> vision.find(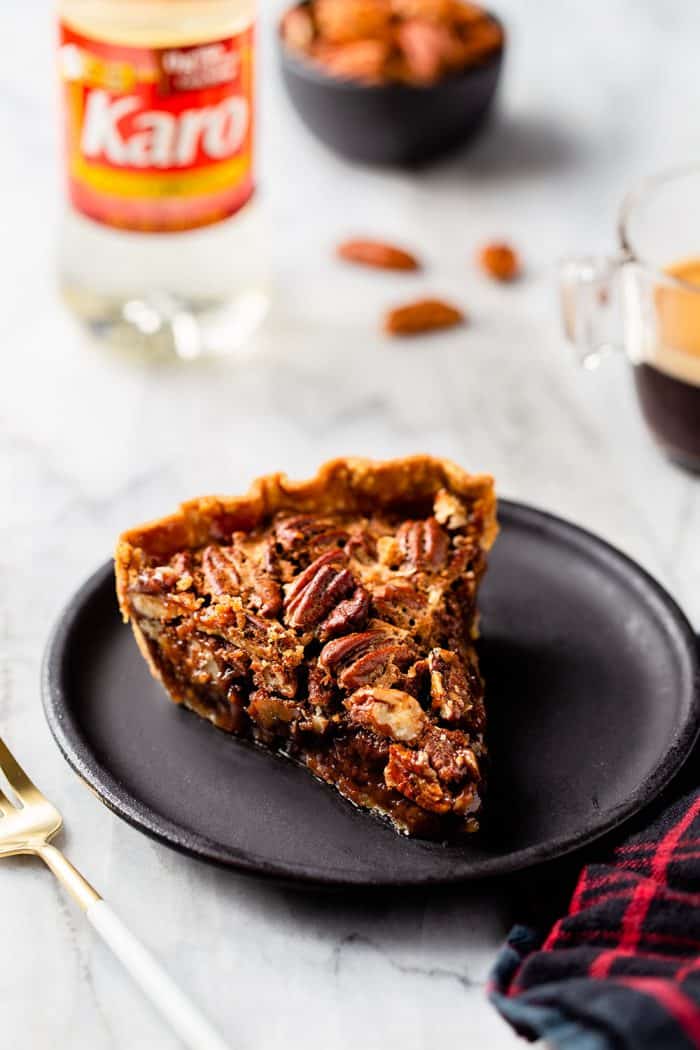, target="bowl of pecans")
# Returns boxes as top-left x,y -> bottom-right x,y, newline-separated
279,0 -> 504,166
